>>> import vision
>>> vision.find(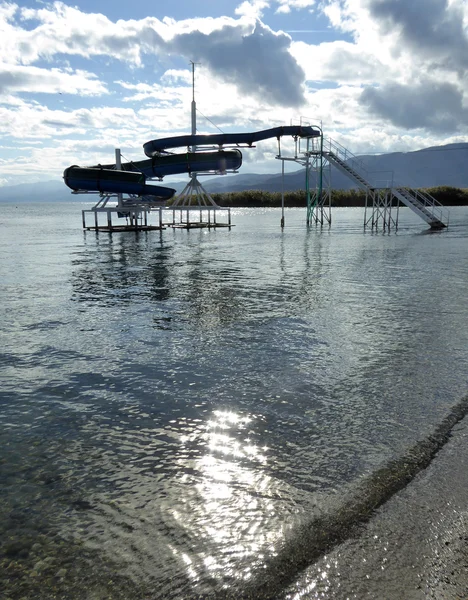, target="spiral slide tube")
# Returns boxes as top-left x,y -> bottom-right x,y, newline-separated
63,126 -> 320,197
